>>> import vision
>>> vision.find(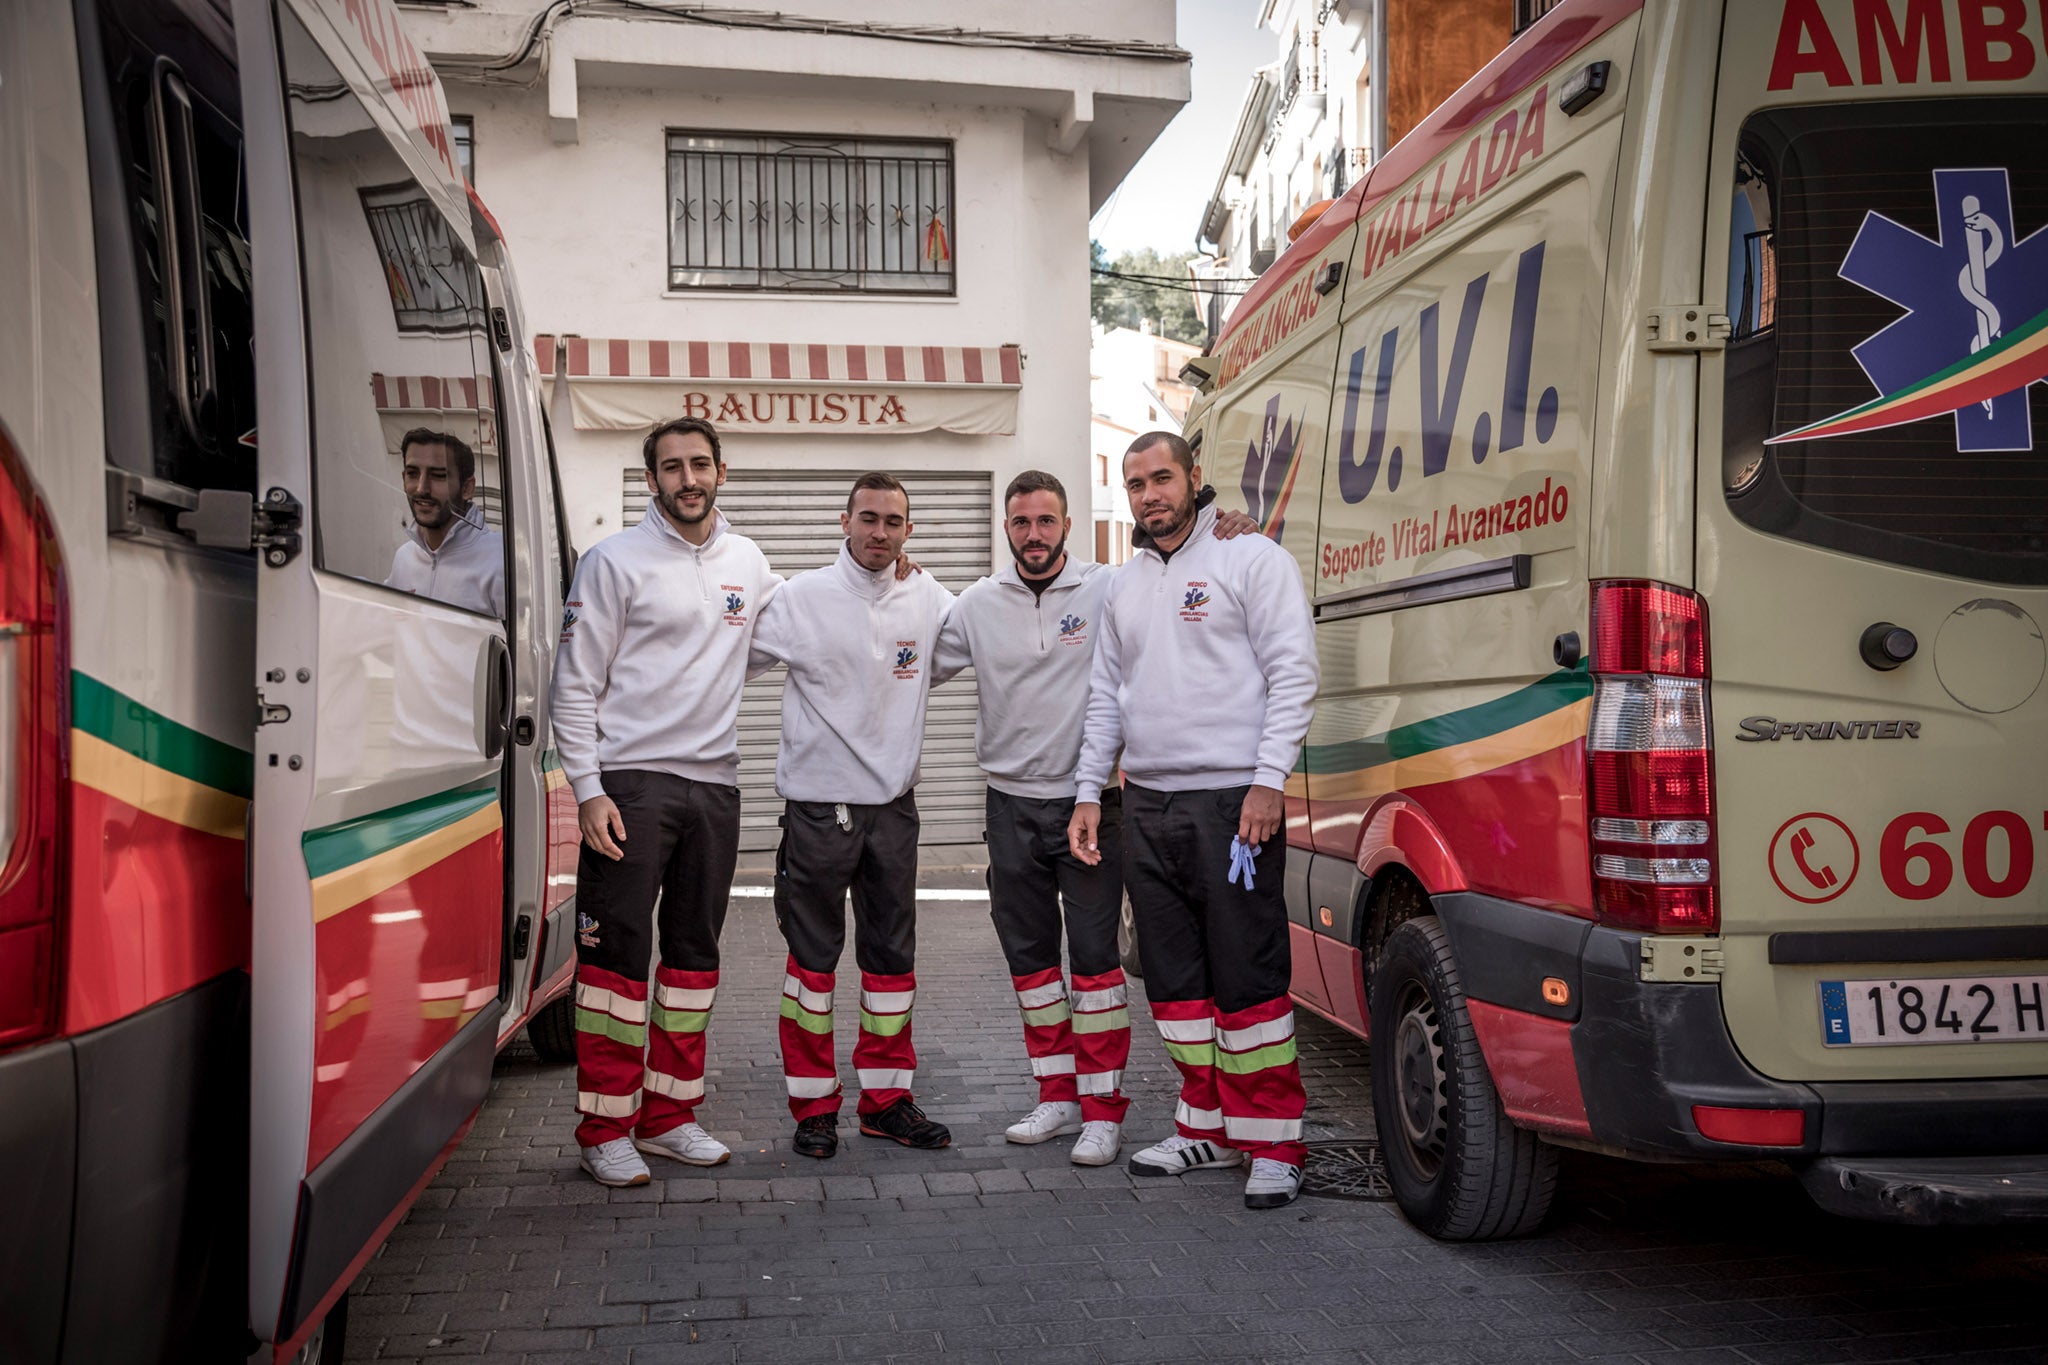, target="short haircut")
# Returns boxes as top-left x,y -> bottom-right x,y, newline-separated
643,416 -> 723,472
400,427 -> 476,487
1003,469 -> 1068,516
1126,430 -> 1194,474
846,470 -> 910,516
